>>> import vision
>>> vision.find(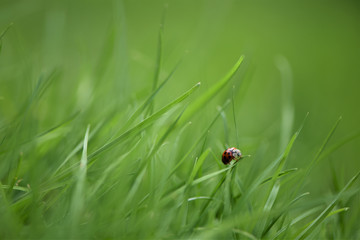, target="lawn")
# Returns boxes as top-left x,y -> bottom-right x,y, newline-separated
1,0 -> 360,239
